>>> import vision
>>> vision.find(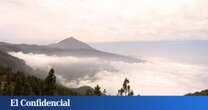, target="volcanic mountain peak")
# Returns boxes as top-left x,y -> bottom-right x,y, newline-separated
58,37 -> 79,44
0,36 -> 140,62
50,37 -> 93,50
